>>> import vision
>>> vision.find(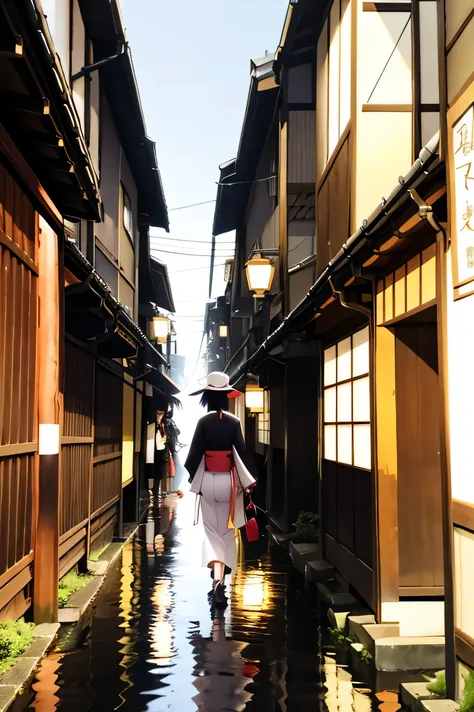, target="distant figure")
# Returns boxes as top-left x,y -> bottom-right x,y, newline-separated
185,372 -> 256,608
